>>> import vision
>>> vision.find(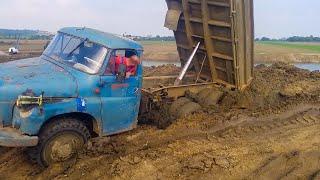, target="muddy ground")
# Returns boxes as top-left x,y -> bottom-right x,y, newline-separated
0,63 -> 319,179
